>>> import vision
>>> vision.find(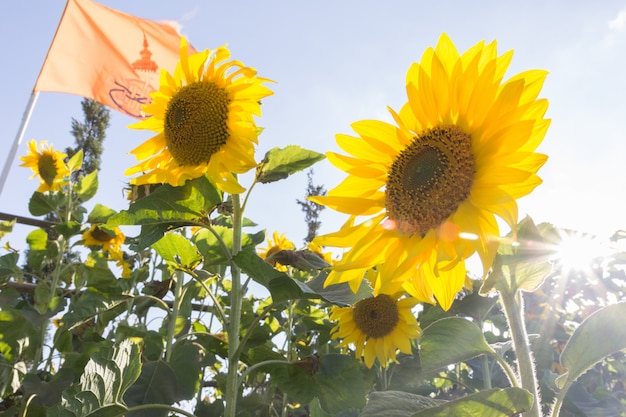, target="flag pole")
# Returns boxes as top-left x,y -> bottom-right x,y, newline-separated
0,91 -> 40,198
